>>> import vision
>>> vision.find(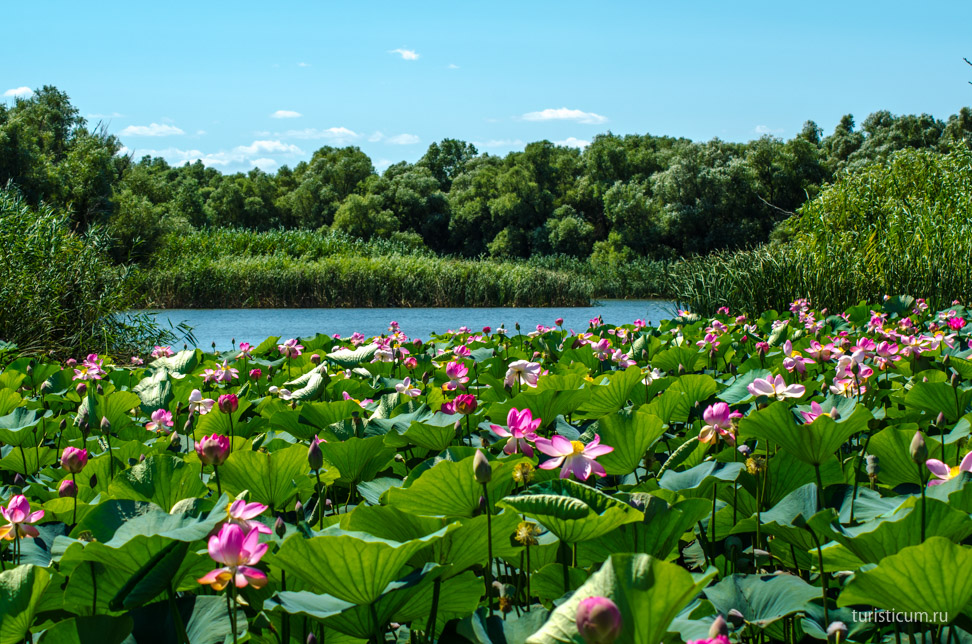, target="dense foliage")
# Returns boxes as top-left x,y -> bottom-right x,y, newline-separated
1,298 -> 972,642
